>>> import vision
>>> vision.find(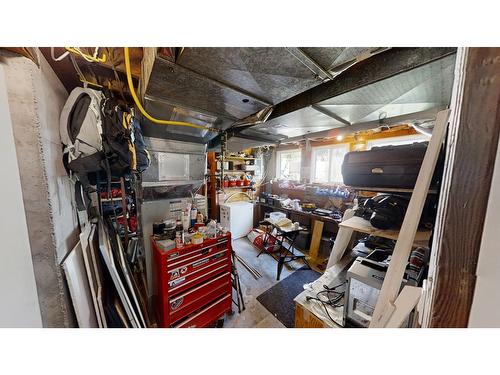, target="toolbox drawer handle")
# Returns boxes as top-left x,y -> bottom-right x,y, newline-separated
169,263 -> 229,292
174,294 -> 231,328
170,272 -> 230,302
